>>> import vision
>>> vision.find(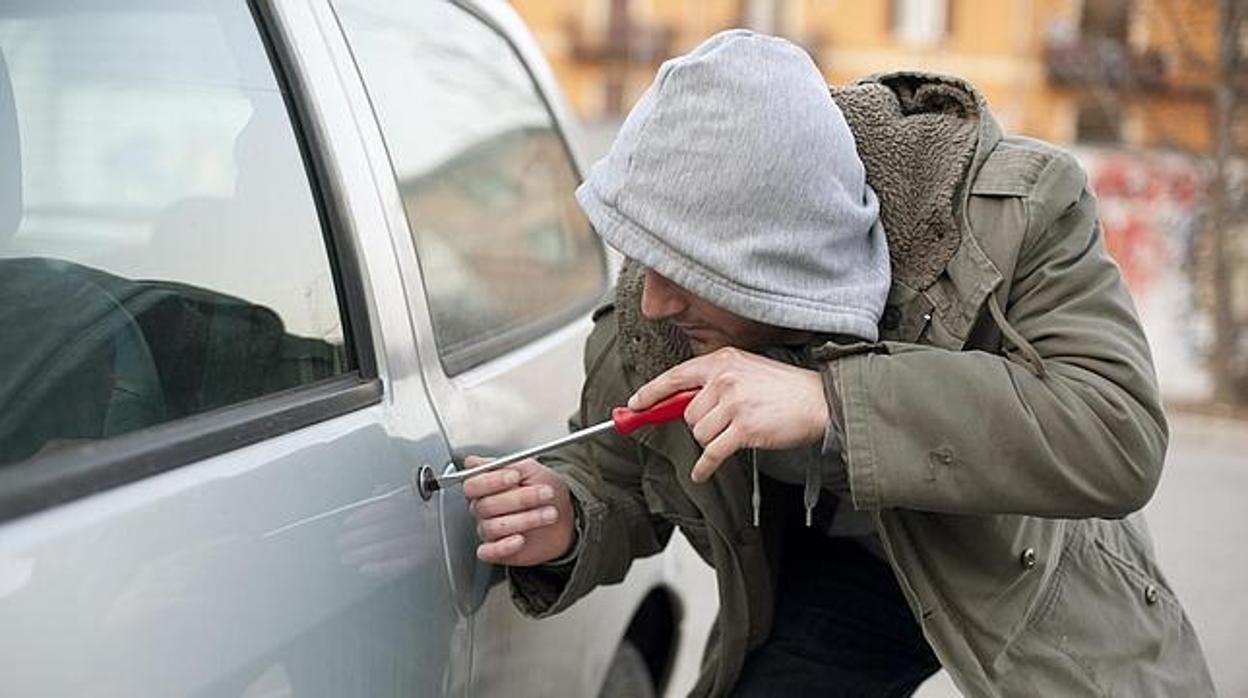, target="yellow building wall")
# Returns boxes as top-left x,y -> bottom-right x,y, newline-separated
1139,95 -> 1215,152
1138,0 -> 1219,87
511,0 -> 1218,155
